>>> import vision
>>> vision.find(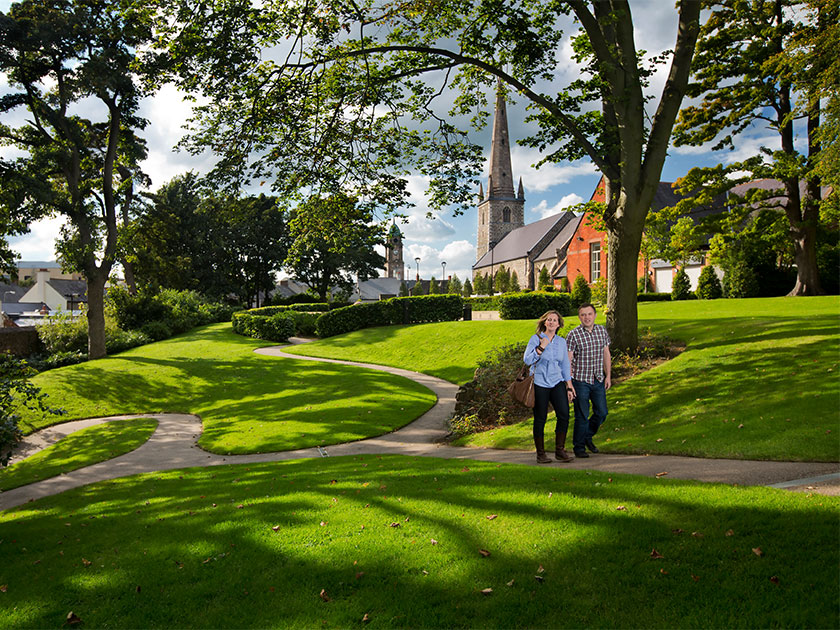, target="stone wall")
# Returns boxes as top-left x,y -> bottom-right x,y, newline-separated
0,327 -> 41,357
